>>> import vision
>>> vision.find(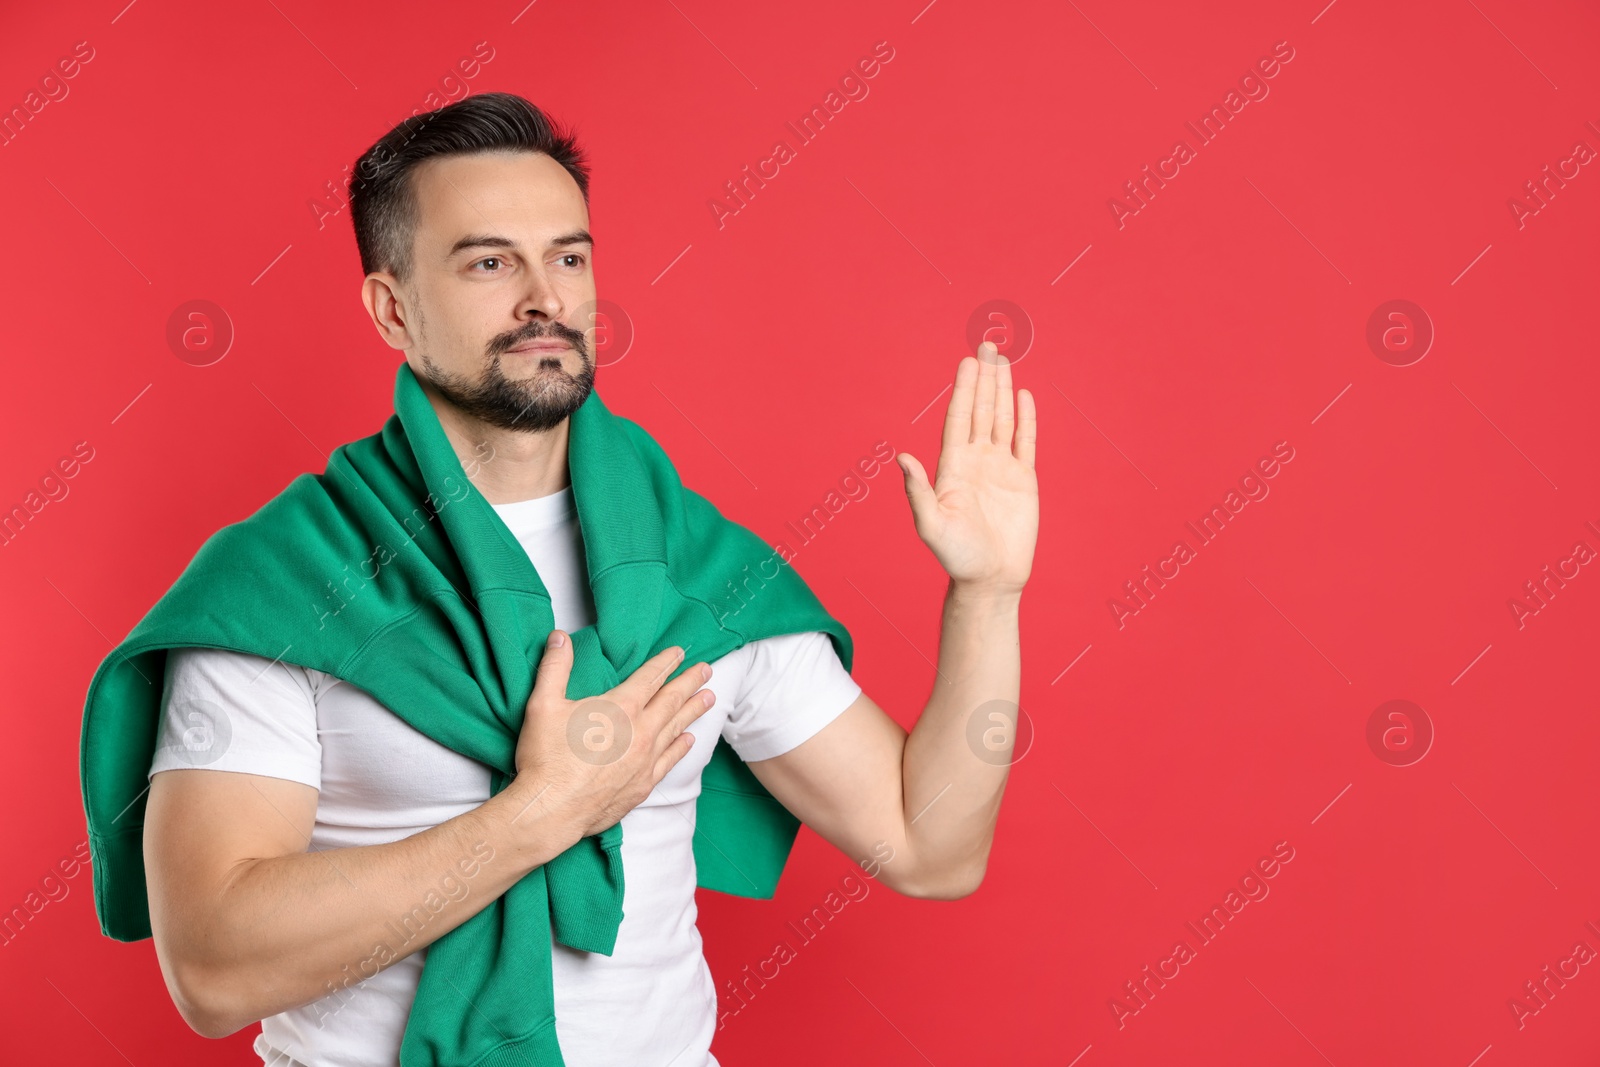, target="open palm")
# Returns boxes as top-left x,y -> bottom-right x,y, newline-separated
897,343 -> 1039,595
